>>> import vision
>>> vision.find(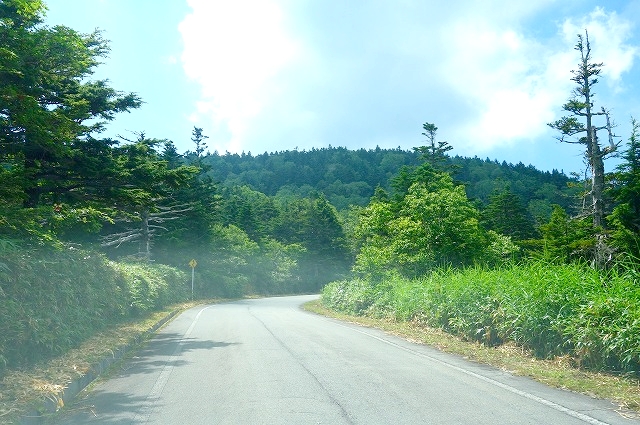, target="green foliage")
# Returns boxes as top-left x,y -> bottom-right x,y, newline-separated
323,260 -> 640,374
220,185 -> 278,241
322,278 -> 382,316
483,230 -> 520,266
110,261 -> 189,315
201,224 -> 259,298
100,136 -> 205,258
8,1 -> 640,387
548,30 -> 612,231
608,118 -> 640,257
399,182 -> 484,267
272,194 -> 351,290
480,187 -> 538,253
353,170 -> 516,279
189,126 -> 209,169
253,238 -> 304,294
540,205 -> 595,263
201,148 -> 576,217
414,122 -> 456,174
0,2 -> 141,209
0,243 -> 188,376
191,224 -> 302,297
481,186 -> 538,242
